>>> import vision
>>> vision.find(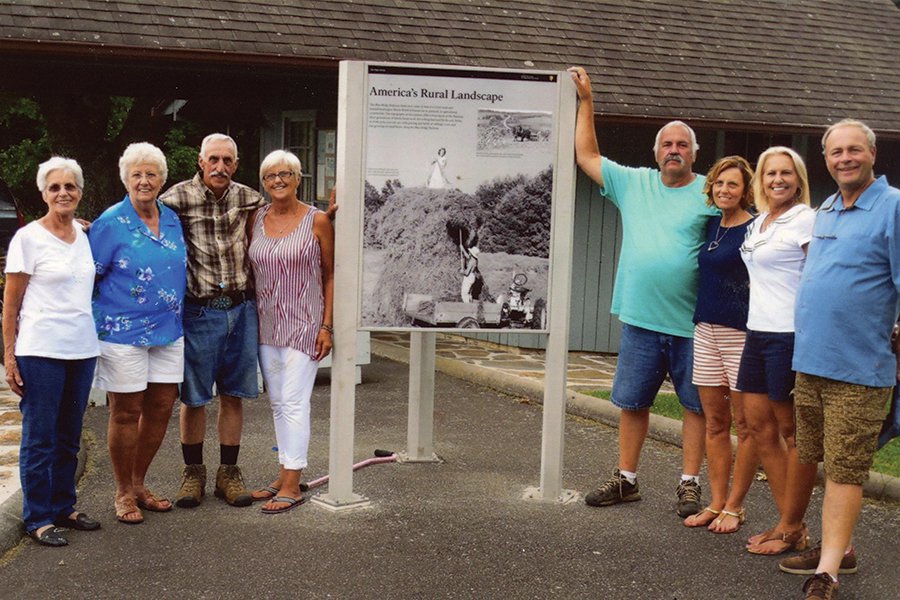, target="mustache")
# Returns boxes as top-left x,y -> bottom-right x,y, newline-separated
664,153 -> 684,164
210,171 -> 231,178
